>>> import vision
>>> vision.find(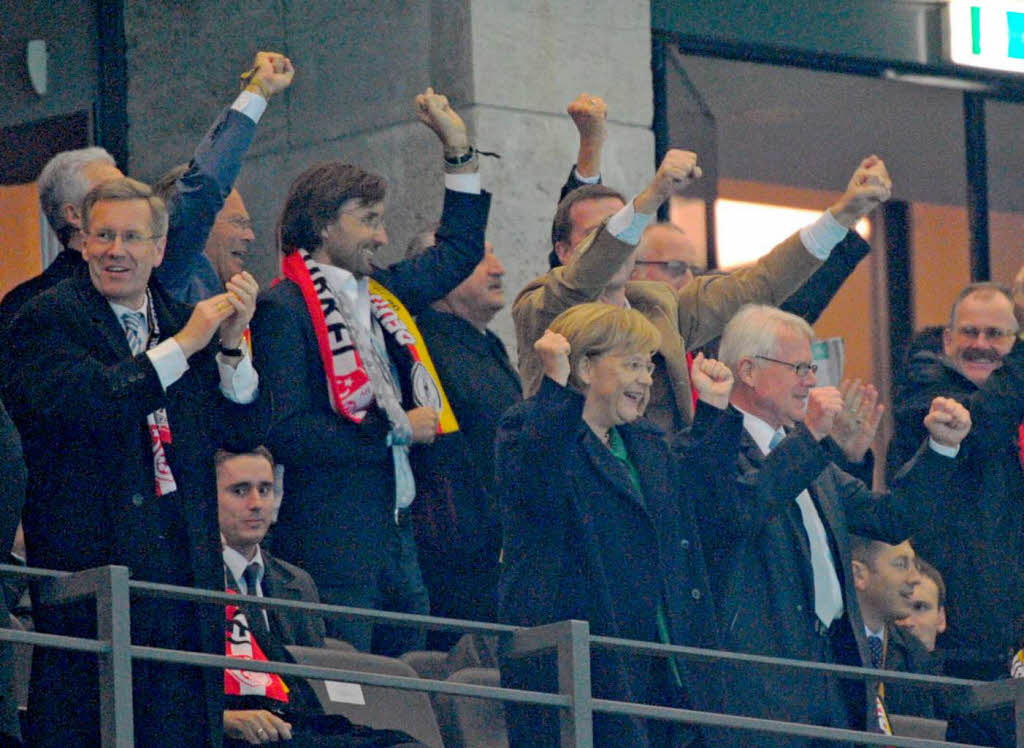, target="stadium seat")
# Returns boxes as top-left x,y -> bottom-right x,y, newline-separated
434,666 -> 508,748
